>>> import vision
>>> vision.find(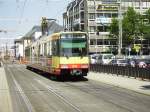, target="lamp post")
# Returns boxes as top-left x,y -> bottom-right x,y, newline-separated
118,0 -> 122,56
140,33 -> 144,56
94,0 -> 98,54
